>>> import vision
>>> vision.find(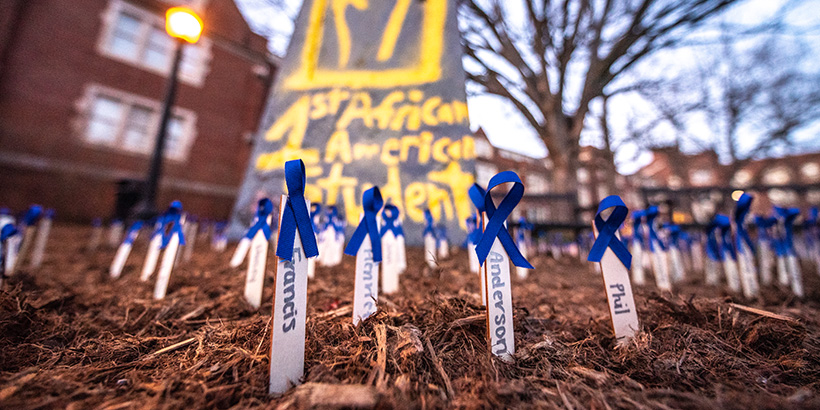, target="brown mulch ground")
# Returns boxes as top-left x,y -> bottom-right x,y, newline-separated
2,225 -> 820,409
